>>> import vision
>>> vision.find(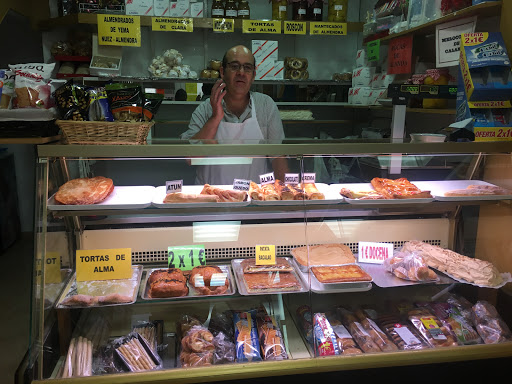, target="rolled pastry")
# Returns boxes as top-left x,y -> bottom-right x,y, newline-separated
164,192 -> 219,203
302,183 -> 325,200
